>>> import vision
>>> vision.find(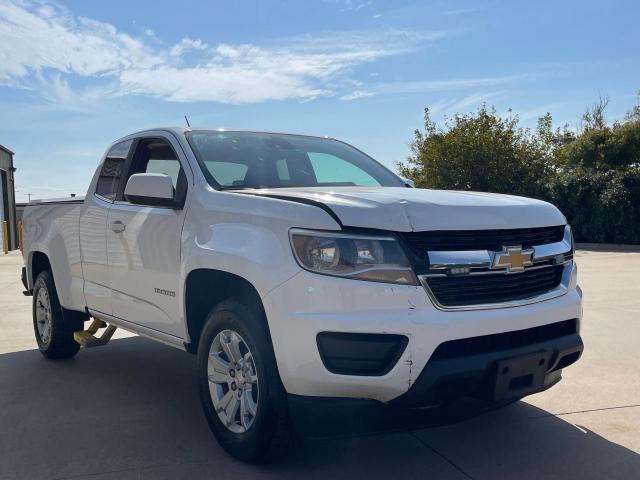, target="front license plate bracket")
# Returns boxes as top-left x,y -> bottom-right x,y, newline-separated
494,350 -> 552,401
